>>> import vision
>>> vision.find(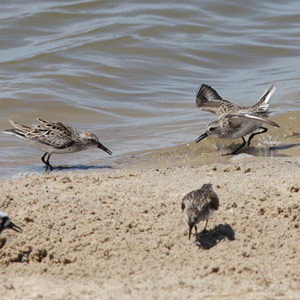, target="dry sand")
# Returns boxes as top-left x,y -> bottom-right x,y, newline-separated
0,155 -> 300,300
